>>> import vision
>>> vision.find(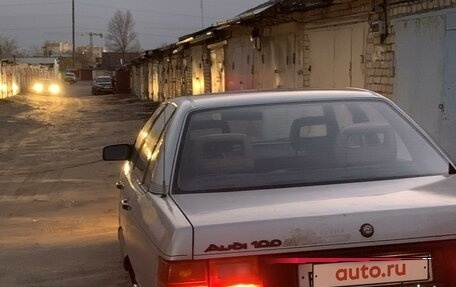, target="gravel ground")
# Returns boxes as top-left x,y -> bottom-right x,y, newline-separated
0,82 -> 159,287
